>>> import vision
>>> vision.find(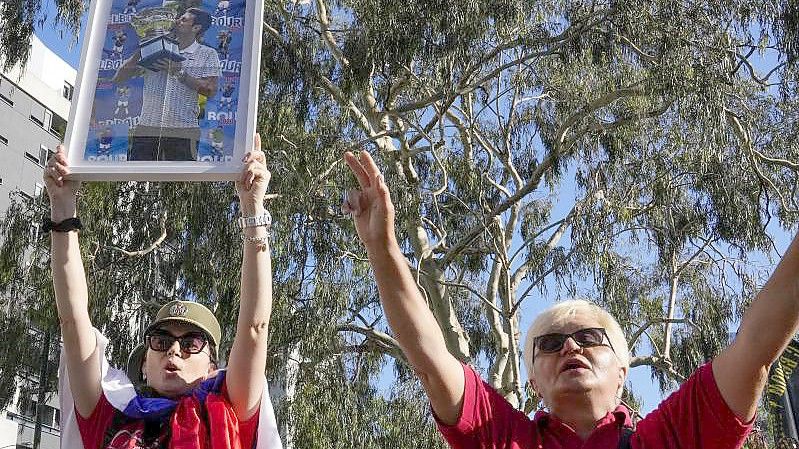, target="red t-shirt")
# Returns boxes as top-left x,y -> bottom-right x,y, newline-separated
75,390 -> 260,449
437,362 -> 753,449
